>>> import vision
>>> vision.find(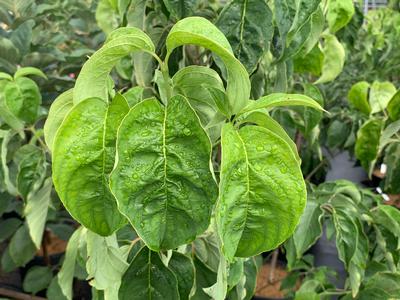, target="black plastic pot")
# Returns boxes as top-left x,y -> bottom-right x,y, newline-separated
325,150 -> 367,184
